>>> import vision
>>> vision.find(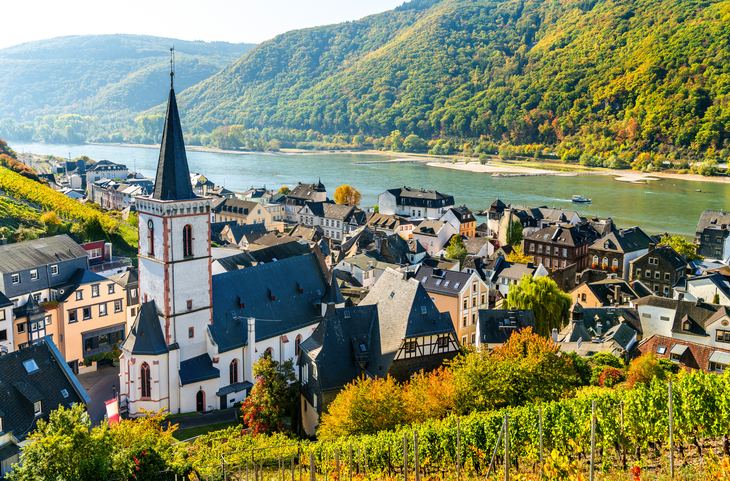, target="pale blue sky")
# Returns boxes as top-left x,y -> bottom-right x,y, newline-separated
1,0 -> 406,50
